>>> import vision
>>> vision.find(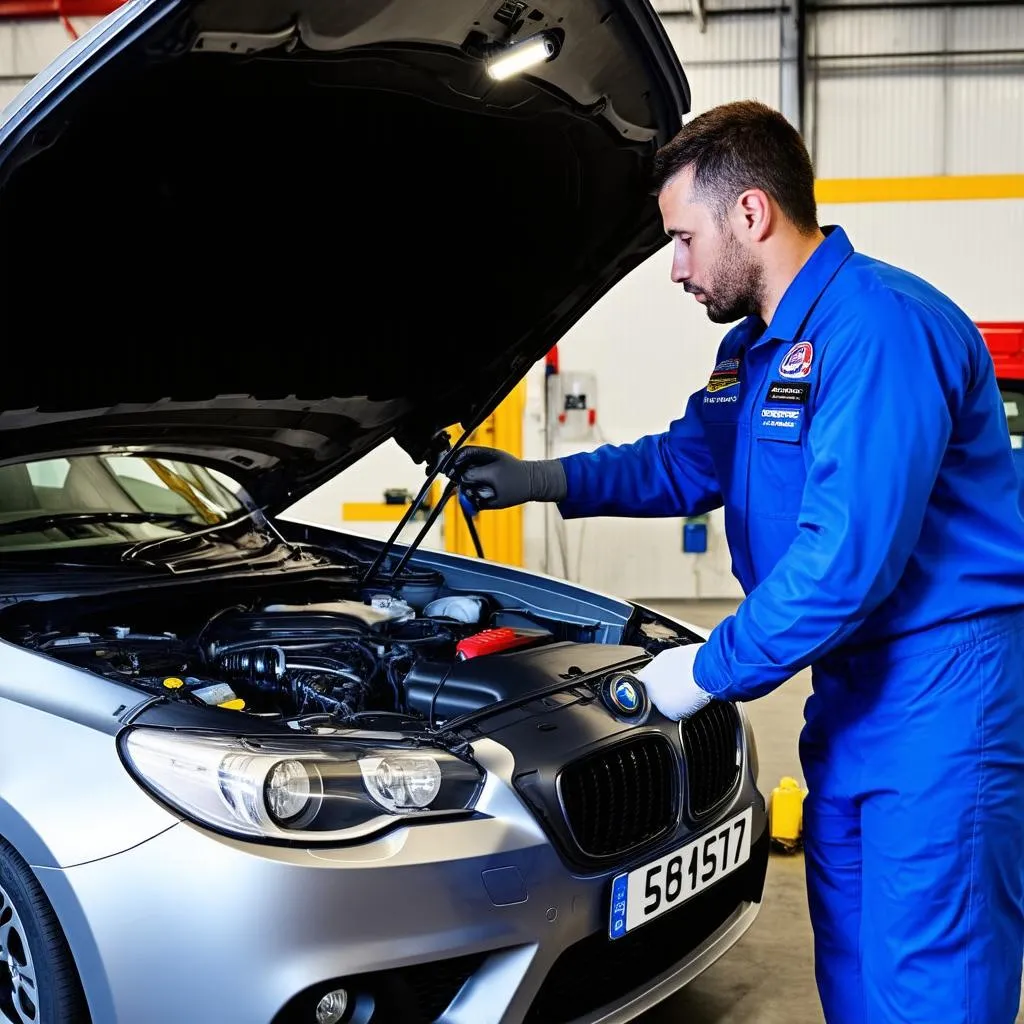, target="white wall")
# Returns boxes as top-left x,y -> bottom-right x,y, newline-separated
822,198 -> 1024,323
